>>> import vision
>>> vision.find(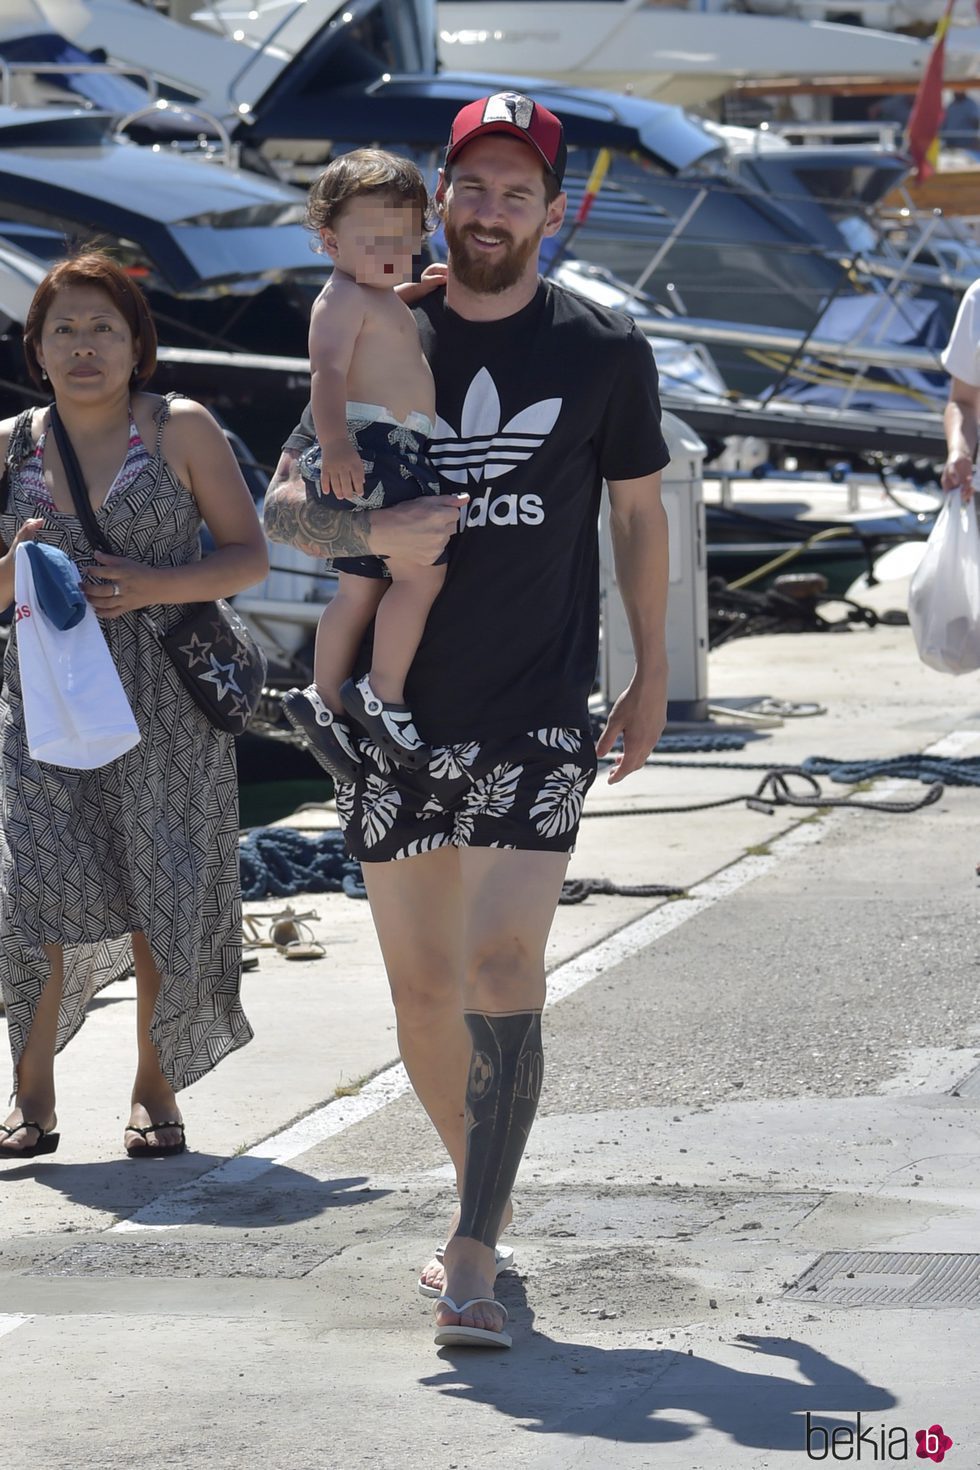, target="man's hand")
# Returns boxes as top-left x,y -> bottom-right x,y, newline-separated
396,263 -> 448,307
264,444 -> 467,564
595,669 -> 668,785
371,494 -> 468,564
